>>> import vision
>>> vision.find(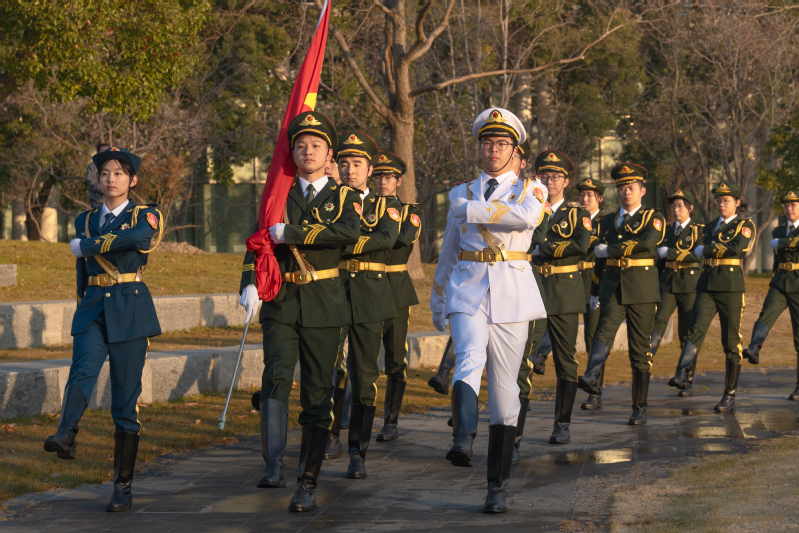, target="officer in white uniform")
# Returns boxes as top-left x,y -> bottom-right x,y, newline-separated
430,108 -> 547,514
